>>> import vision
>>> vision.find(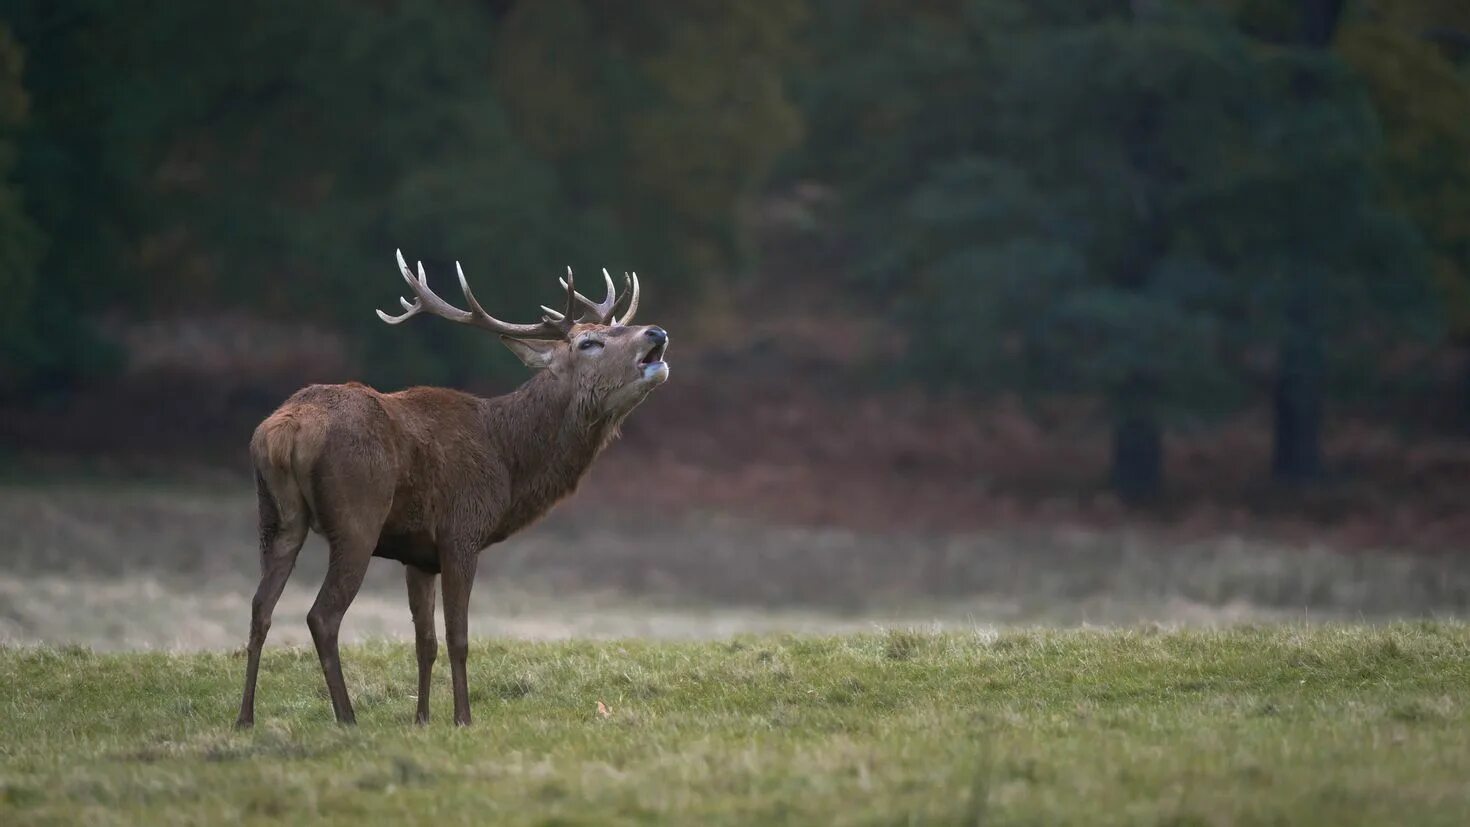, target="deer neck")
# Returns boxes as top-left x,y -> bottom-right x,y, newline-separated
482,369 -> 616,498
